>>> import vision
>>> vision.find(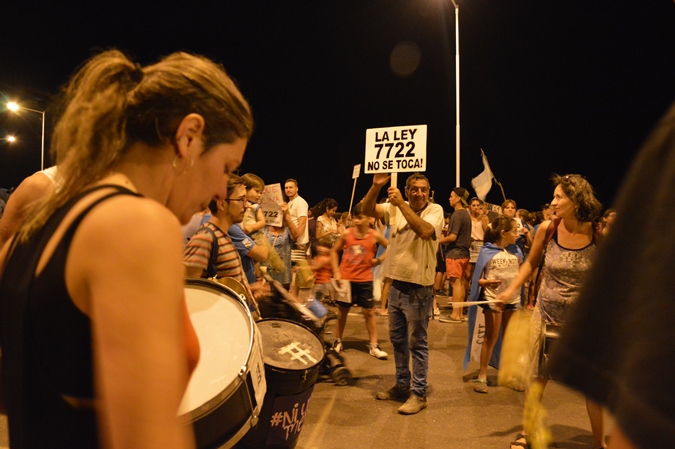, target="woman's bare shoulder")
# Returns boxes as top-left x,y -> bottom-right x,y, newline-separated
79,195 -> 182,245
